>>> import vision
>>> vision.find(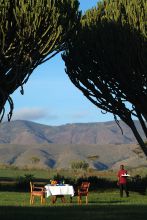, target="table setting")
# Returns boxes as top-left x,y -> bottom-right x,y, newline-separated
45,179 -> 74,203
